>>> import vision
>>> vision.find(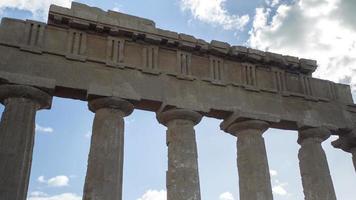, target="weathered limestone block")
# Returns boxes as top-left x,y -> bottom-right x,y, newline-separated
298,127 -> 336,200
222,119 -> 273,200
157,109 -> 202,200
0,84 -> 52,200
332,129 -> 356,173
83,97 -> 133,200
